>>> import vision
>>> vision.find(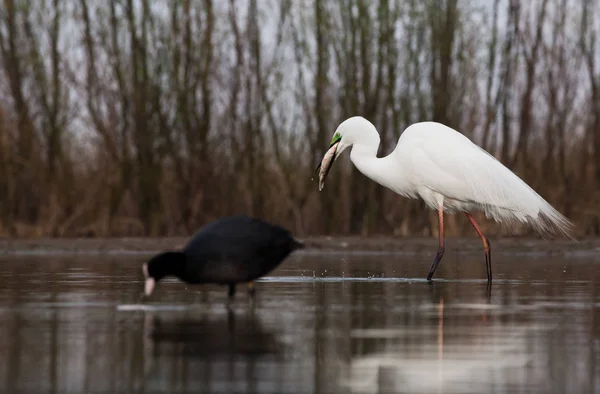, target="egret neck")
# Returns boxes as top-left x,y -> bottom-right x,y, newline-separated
349,142 -> 402,194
